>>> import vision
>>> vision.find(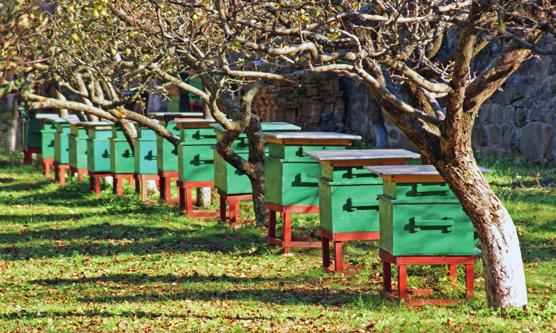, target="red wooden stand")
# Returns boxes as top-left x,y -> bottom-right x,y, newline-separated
69,166 -> 88,182
177,181 -> 218,218
134,174 -> 160,202
23,148 -> 40,165
42,158 -> 54,176
265,202 -> 321,254
54,162 -> 71,187
379,249 -> 476,307
112,173 -> 136,196
320,228 -> 379,273
218,191 -> 252,225
159,170 -> 178,204
89,171 -> 112,196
